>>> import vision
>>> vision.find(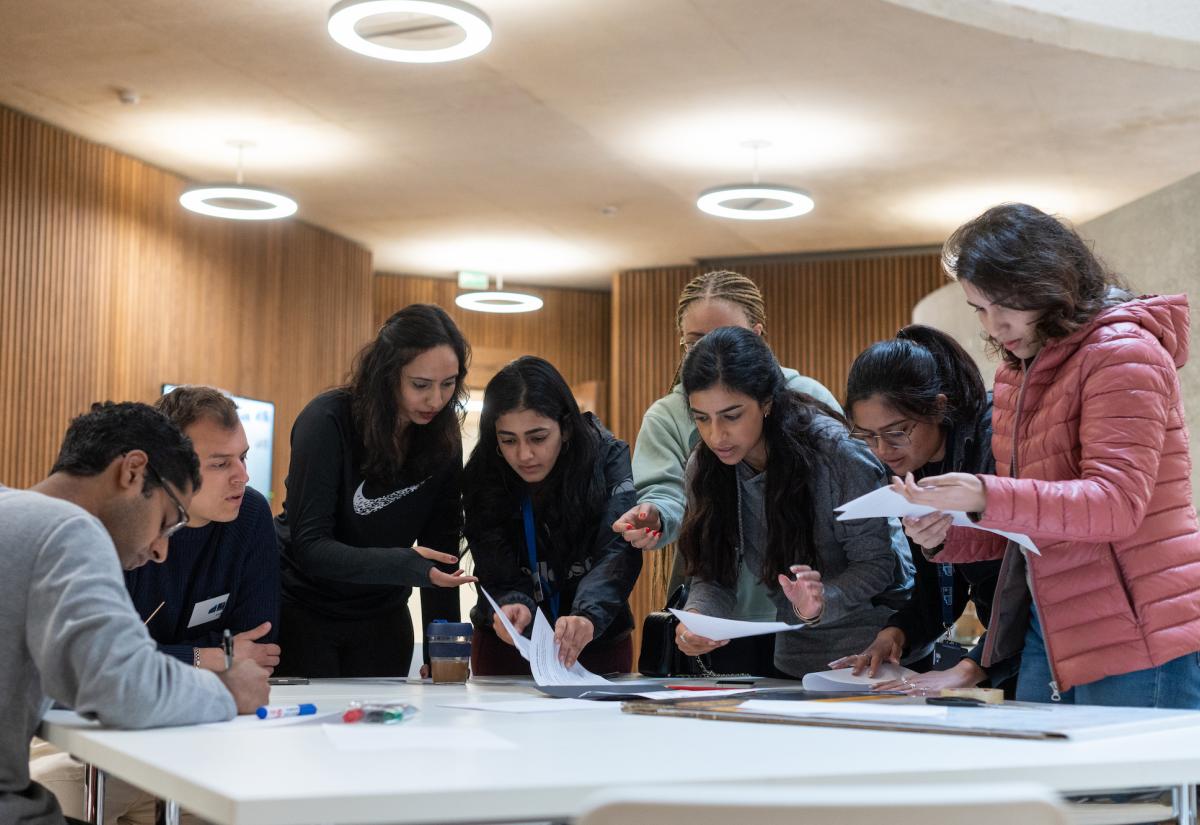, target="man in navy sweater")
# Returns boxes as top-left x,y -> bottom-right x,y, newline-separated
128,385 -> 281,672
32,387 -> 281,825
